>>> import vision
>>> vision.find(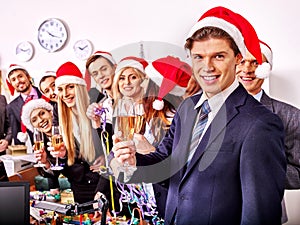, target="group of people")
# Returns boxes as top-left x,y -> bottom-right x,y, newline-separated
0,5 -> 299,225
